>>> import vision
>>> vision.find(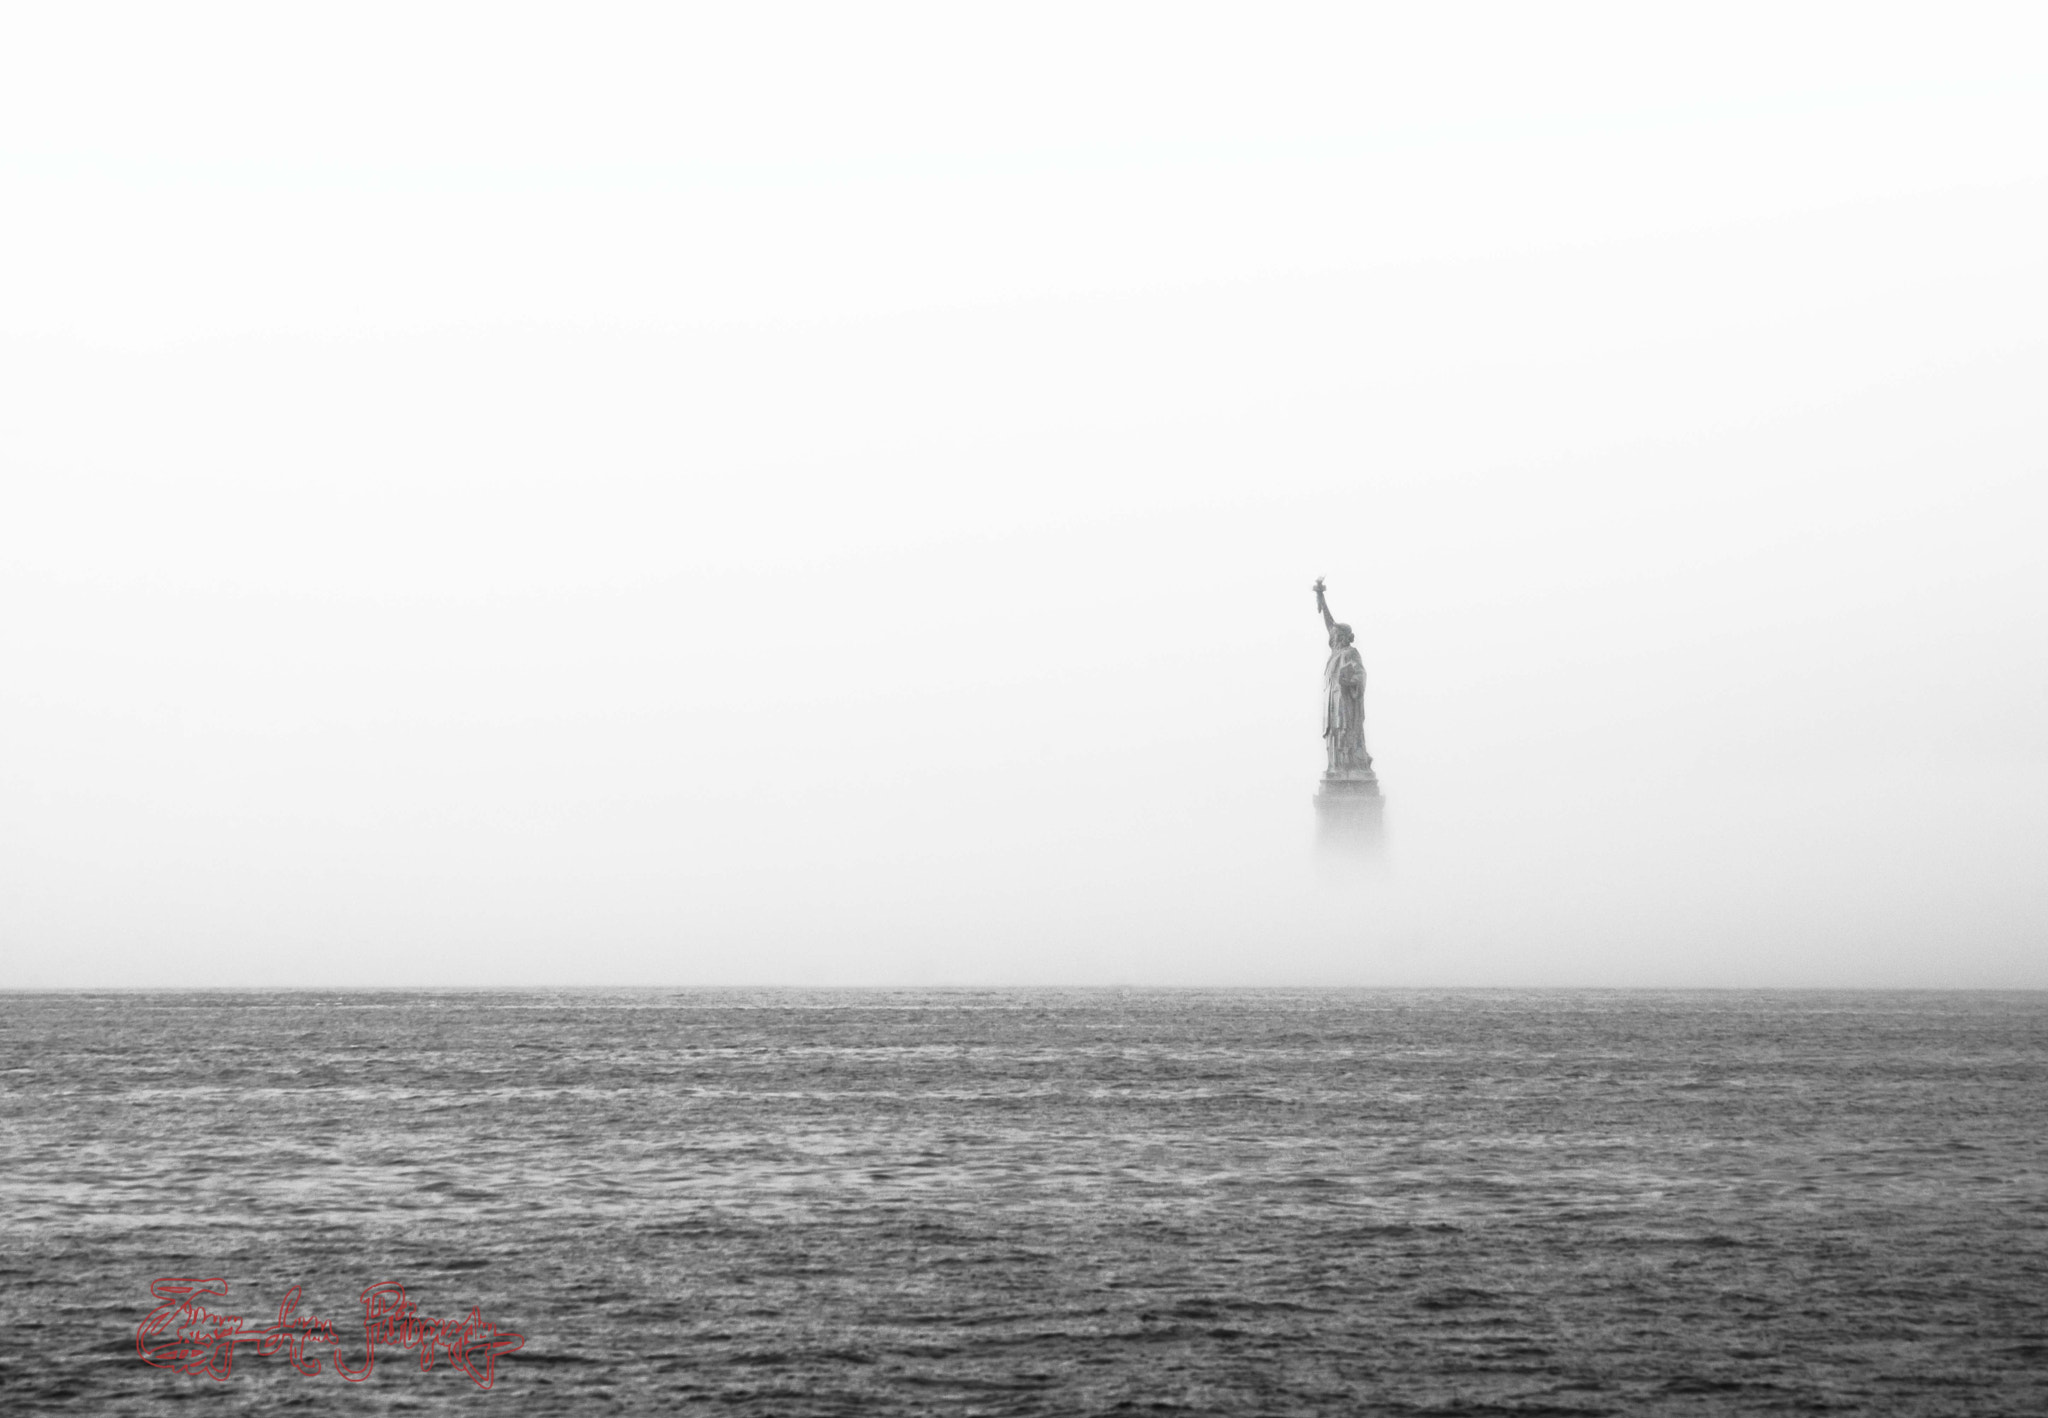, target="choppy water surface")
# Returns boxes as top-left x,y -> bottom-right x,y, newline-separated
3,989 -> 2044,1415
